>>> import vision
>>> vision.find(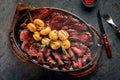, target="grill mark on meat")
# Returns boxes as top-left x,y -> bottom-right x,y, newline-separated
68,23 -> 87,31
73,58 -> 82,69
69,31 -> 93,45
47,13 -> 67,23
52,52 -> 64,65
71,42 -> 91,54
61,54 -> 69,61
68,48 -> 75,60
47,56 -> 57,68
64,60 -> 71,70
66,29 -> 78,37
79,32 -> 91,42
43,49 -> 51,58
45,12 -> 67,30
28,43 -> 39,57
63,16 -> 80,26
71,42 -> 80,48
32,8 -> 53,20
71,47 -> 83,57
37,52 -> 45,64
61,26 -> 69,30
